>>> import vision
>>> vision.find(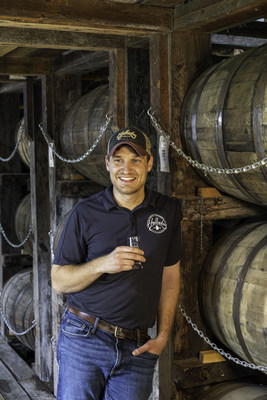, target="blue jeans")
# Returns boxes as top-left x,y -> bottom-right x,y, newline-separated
56,310 -> 159,400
